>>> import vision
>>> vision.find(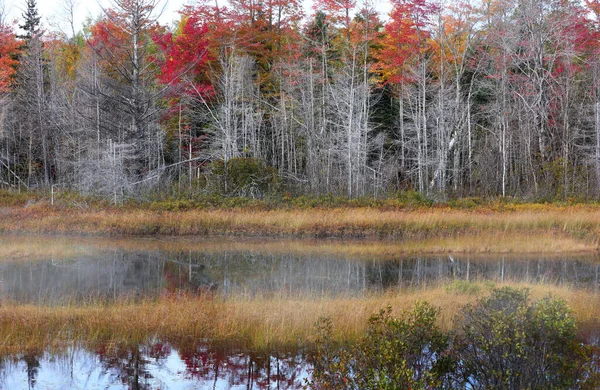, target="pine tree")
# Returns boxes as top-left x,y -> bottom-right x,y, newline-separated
18,0 -> 41,41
